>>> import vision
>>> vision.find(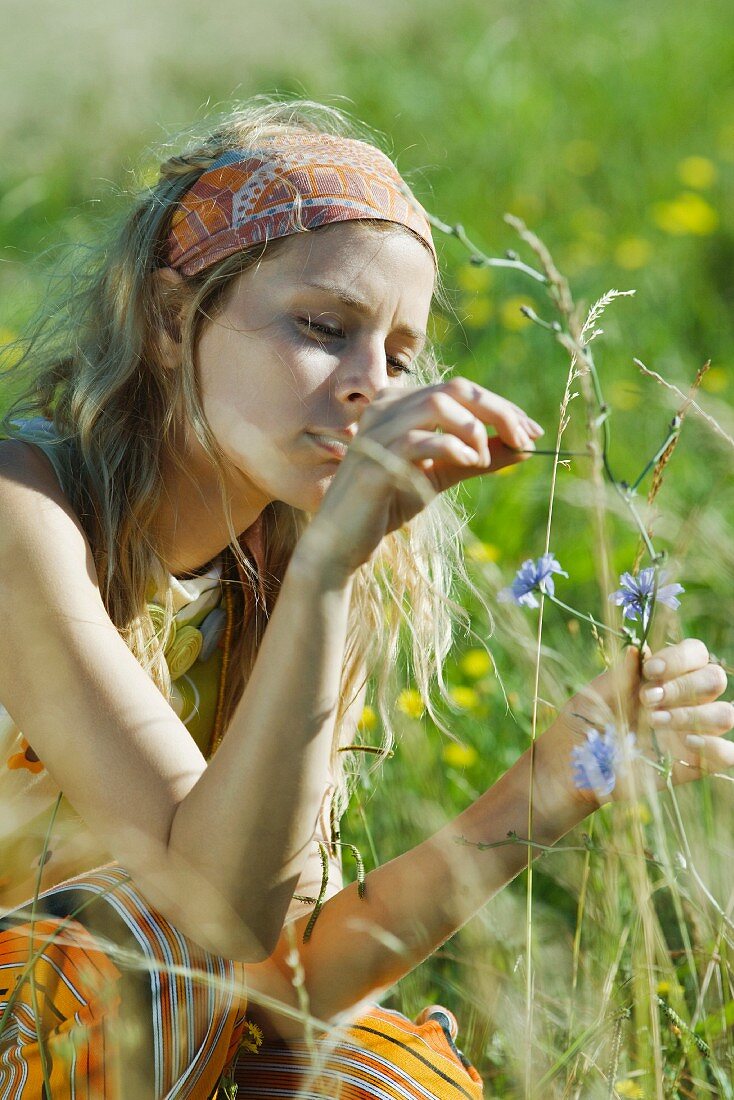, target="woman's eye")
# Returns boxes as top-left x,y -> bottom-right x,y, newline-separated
388,358 -> 414,376
298,317 -> 343,339
298,317 -> 413,375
